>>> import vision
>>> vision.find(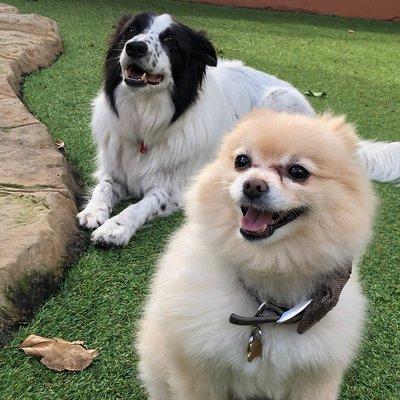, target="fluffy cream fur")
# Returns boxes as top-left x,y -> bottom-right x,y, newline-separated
137,110 -> 376,400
